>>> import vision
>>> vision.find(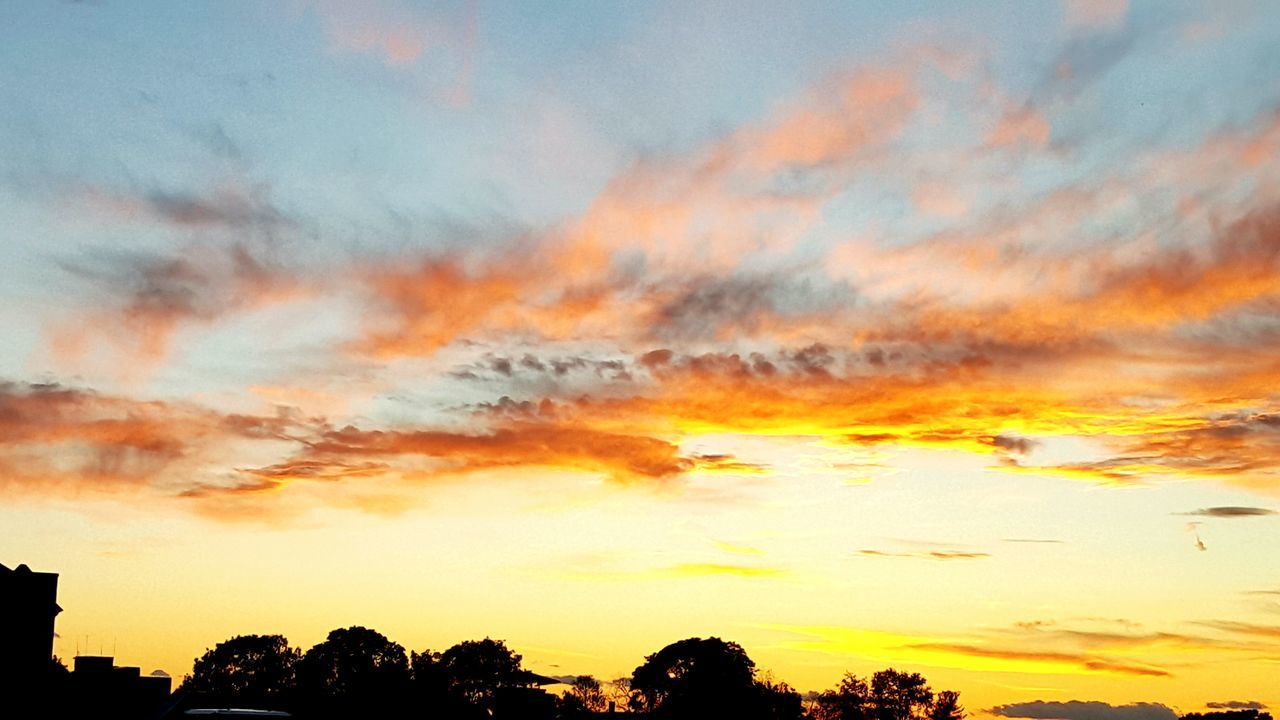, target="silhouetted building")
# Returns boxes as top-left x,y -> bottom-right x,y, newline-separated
0,562 -> 62,686
69,655 -> 173,719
